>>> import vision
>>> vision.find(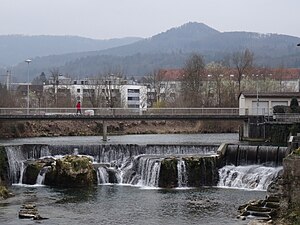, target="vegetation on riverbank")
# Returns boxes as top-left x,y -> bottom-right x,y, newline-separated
0,185 -> 9,199
0,120 -> 241,139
